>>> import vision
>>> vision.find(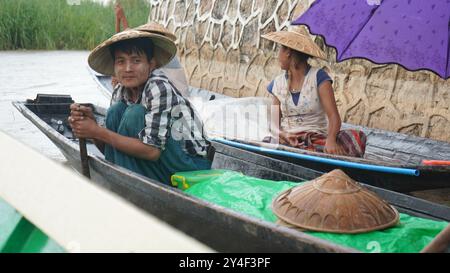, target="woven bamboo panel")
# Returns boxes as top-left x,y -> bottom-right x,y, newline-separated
148,0 -> 450,142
